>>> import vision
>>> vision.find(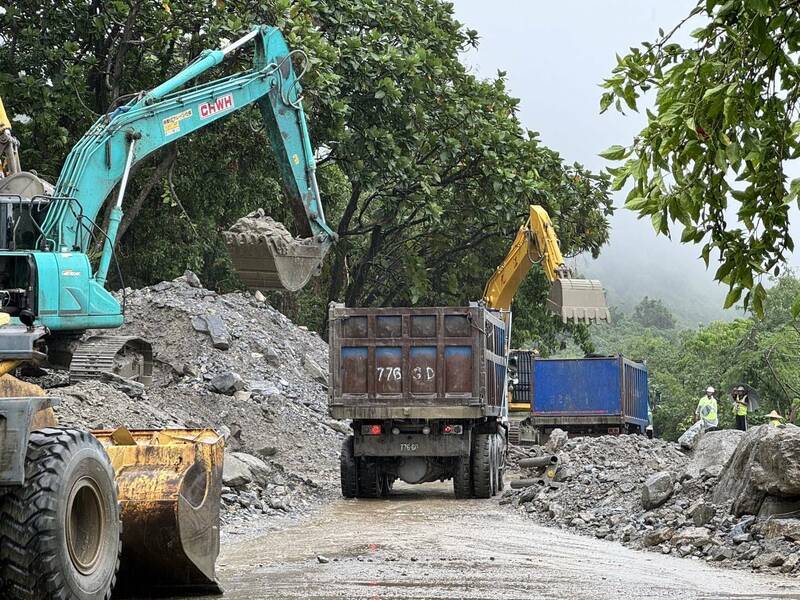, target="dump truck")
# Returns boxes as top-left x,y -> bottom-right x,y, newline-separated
513,354 -> 650,445
330,206 -> 610,498
329,304 -> 510,498
0,25 -> 333,599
